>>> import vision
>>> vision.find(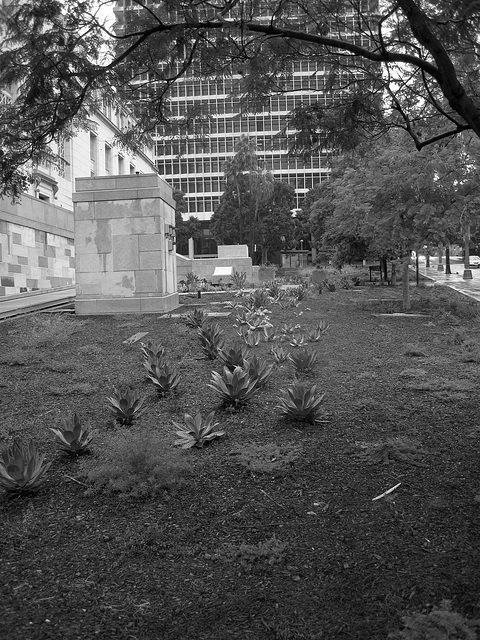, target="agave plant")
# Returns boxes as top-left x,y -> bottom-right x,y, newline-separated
217,343 -> 249,372
50,413 -> 93,456
247,355 -> 273,388
263,326 -> 276,342
308,321 -> 329,341
147,362 -> 181,394
183,308 -> 208,328
288,348 -> 318,374
208,366 -> 259,407
141,341 -> 167,377
290,333 -> 307,347
0,439 -> 51,496
197,322 -> 225,359
243,330 -> 261,347
276,382 -> 326,423
173,411 -> 225,449
106,386 -> 147,424
270,344 -> 290,364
